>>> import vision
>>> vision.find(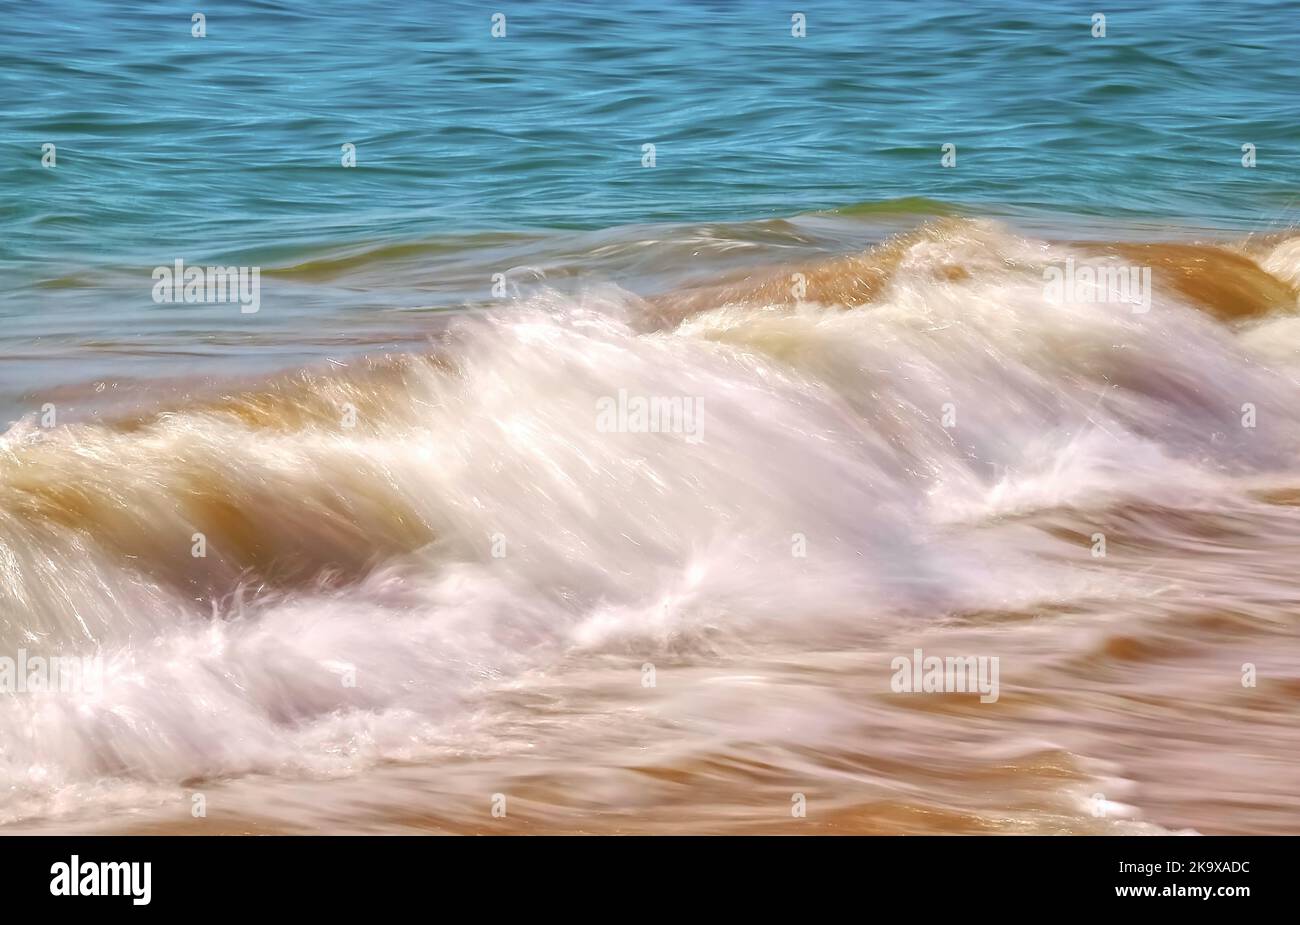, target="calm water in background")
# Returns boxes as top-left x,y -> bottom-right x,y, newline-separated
3,1 -> 1300,835
2,0 -> 1299,418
